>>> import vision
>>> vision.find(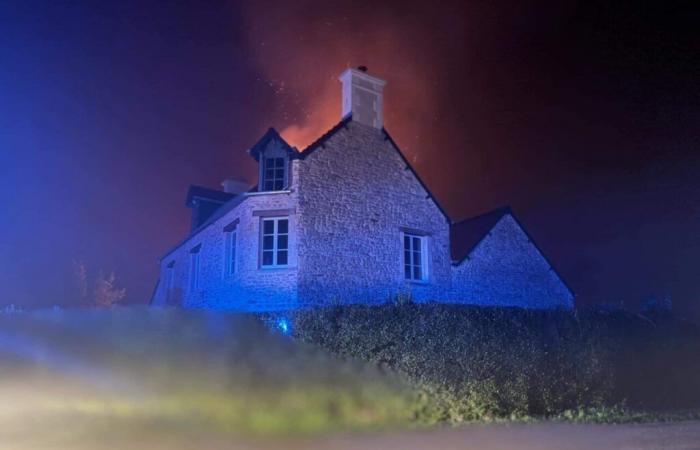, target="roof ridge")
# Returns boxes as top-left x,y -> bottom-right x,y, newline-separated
449,206 -> 512,264
293,116 -> 451,223
382,128 -> 452,223
453,206 -> 512,225
297,114 -> 353,158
